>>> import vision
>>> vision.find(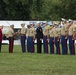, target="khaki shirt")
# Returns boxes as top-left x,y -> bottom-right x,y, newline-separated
54,27 -> 61,37
68,24 -> 76,36
49,28 -> 54,37
21,27 -> 26,34
32,27 -> 36,36
61,24 -> 68,35
43,26 -> 49,36
27,28 -> 30,37
29,27 -> 36,37
8,27 -> 14,37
